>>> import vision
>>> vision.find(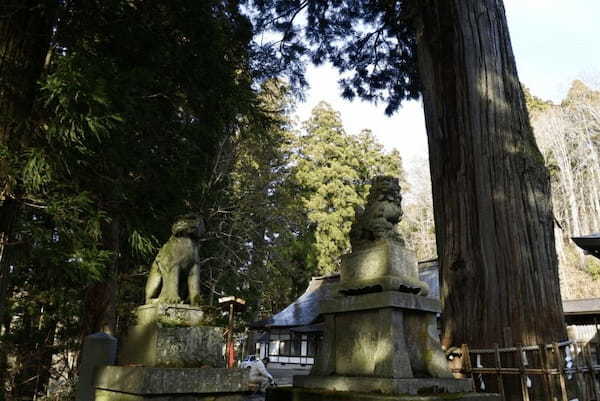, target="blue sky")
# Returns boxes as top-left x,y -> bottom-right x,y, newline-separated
295,0 -> 600,164
506,0 -> 600,101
